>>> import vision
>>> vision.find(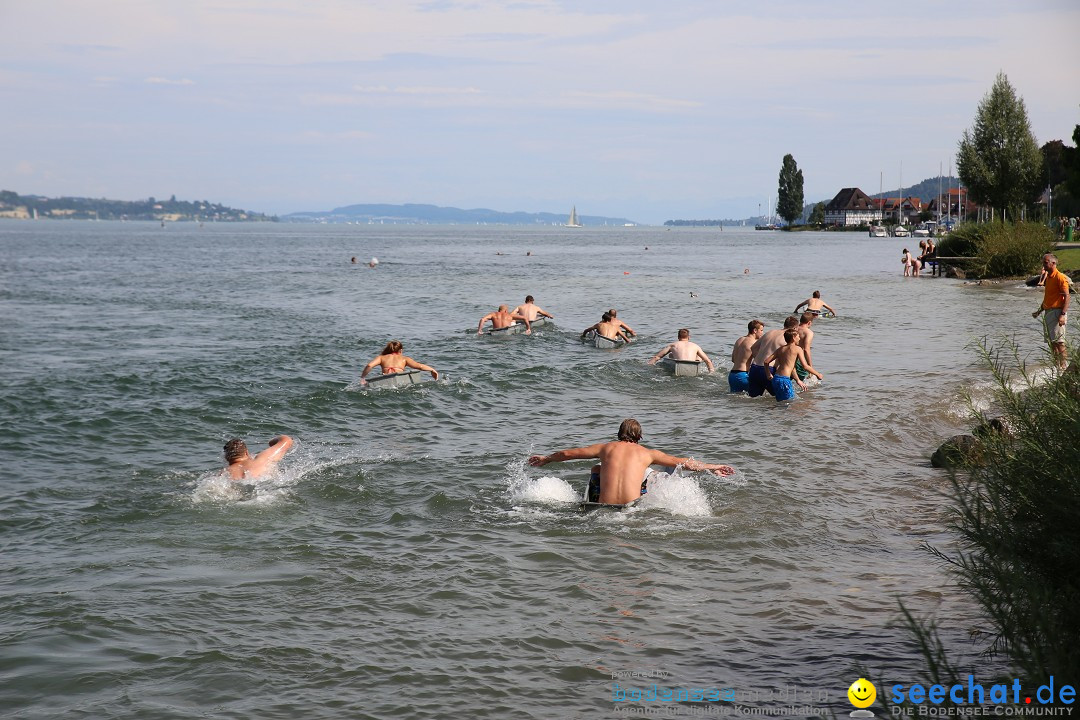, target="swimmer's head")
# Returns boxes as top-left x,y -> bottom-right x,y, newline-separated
525,295 -> 534,303
382,340 -> 403,355
602,312 -> 612,322
224,438 -> 248,464
607,308 -> 618,317
678,328 -> 690,340
499,304 -> 508,312
800,312 -> 815,325
617,418 -> 642,444
784,315 -> 799,329
748,319 -> 764,334
784,328 -> 799,343
813,290 -> 821,298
